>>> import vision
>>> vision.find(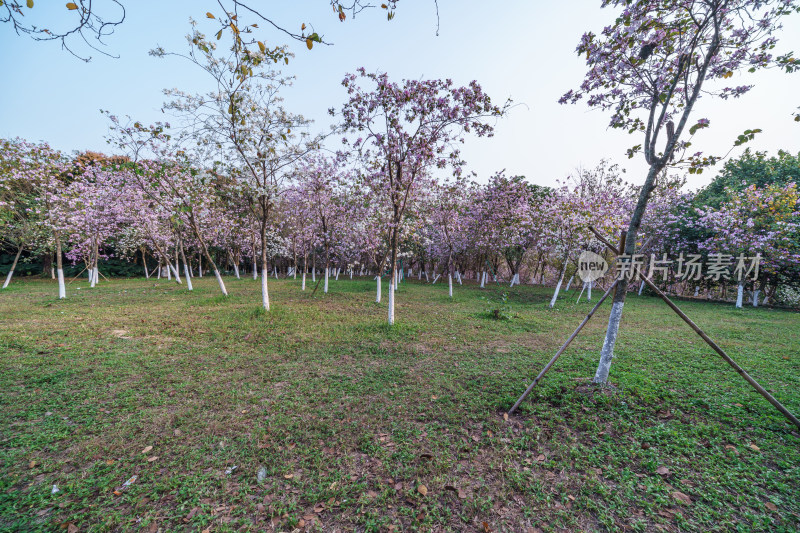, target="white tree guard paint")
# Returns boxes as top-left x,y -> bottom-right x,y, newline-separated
301,272 -> 306,291
456,271 -> 462,285
480,271 -> 485,288
432,274 -> 440,284
183,262 -> 193,291
424,271 -> 429,282
324,268 -> 329,293
335,268 -> 340,280
170,264 -> 182,284
593,301 -> 625,384
736,283 -> 744,308
448,274 -> 453,298
576,281 -> 587,303
261,268 -> 270,309
312,269 -> 316,282
387,281 -> 395,325
694,286 -> 699,297
376,275 -> 382,303
549,278 -> 563,308
565,275 -> 574,292
588,281 -> 592,301
252,265 -> 258,280
166,264 -> 172,281
57,268 -> 66,299
214,269 -> 228,296
2,269 -> 14,289
753,289 -> 760,307
233,264 -> 240,279
638,280 -> 645,295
